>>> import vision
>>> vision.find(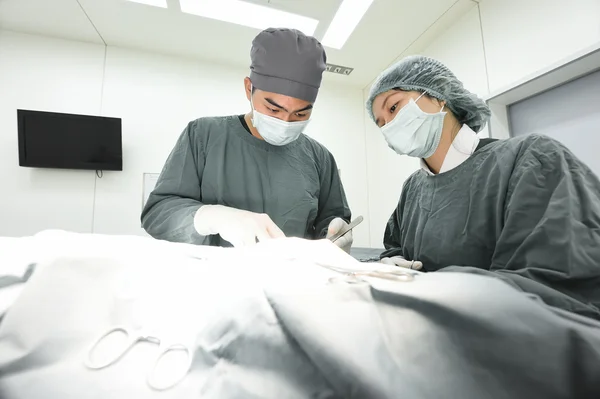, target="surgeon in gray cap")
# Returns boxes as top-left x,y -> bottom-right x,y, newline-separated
141,28 -> 353,251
